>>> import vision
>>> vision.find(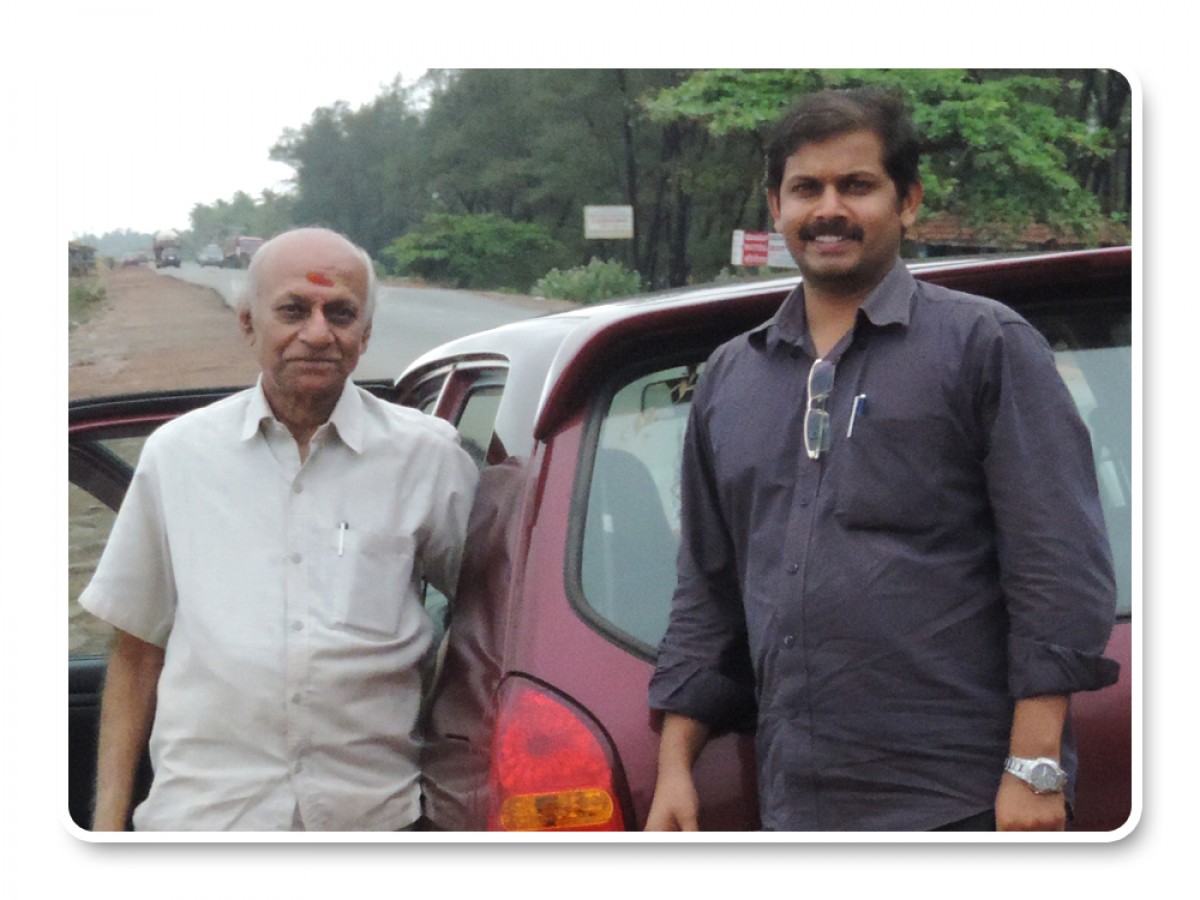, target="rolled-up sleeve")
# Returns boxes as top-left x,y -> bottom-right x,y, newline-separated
649,375 -> 757,731
981,319 -> 1121,697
